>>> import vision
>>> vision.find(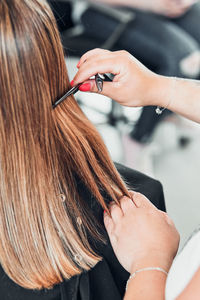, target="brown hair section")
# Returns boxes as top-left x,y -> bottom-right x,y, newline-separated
0,0 -> 129,289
